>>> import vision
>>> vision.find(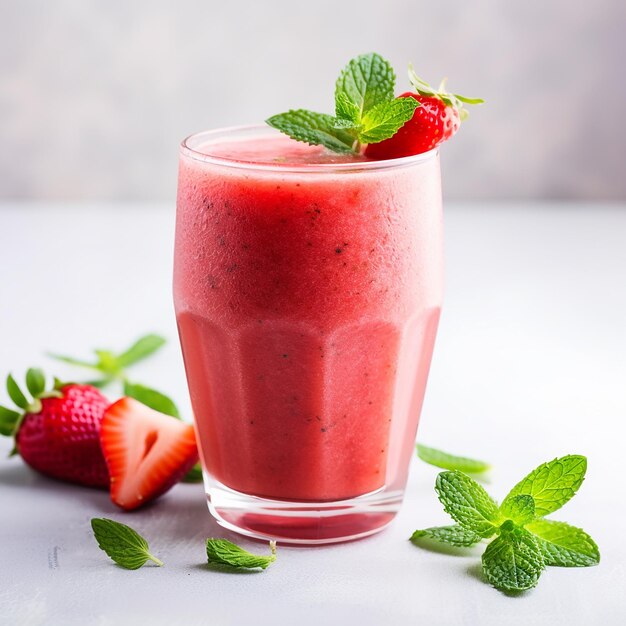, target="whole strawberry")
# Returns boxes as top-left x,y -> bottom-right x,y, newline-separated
0,369 -> 110,488
365,70 -> 483,159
